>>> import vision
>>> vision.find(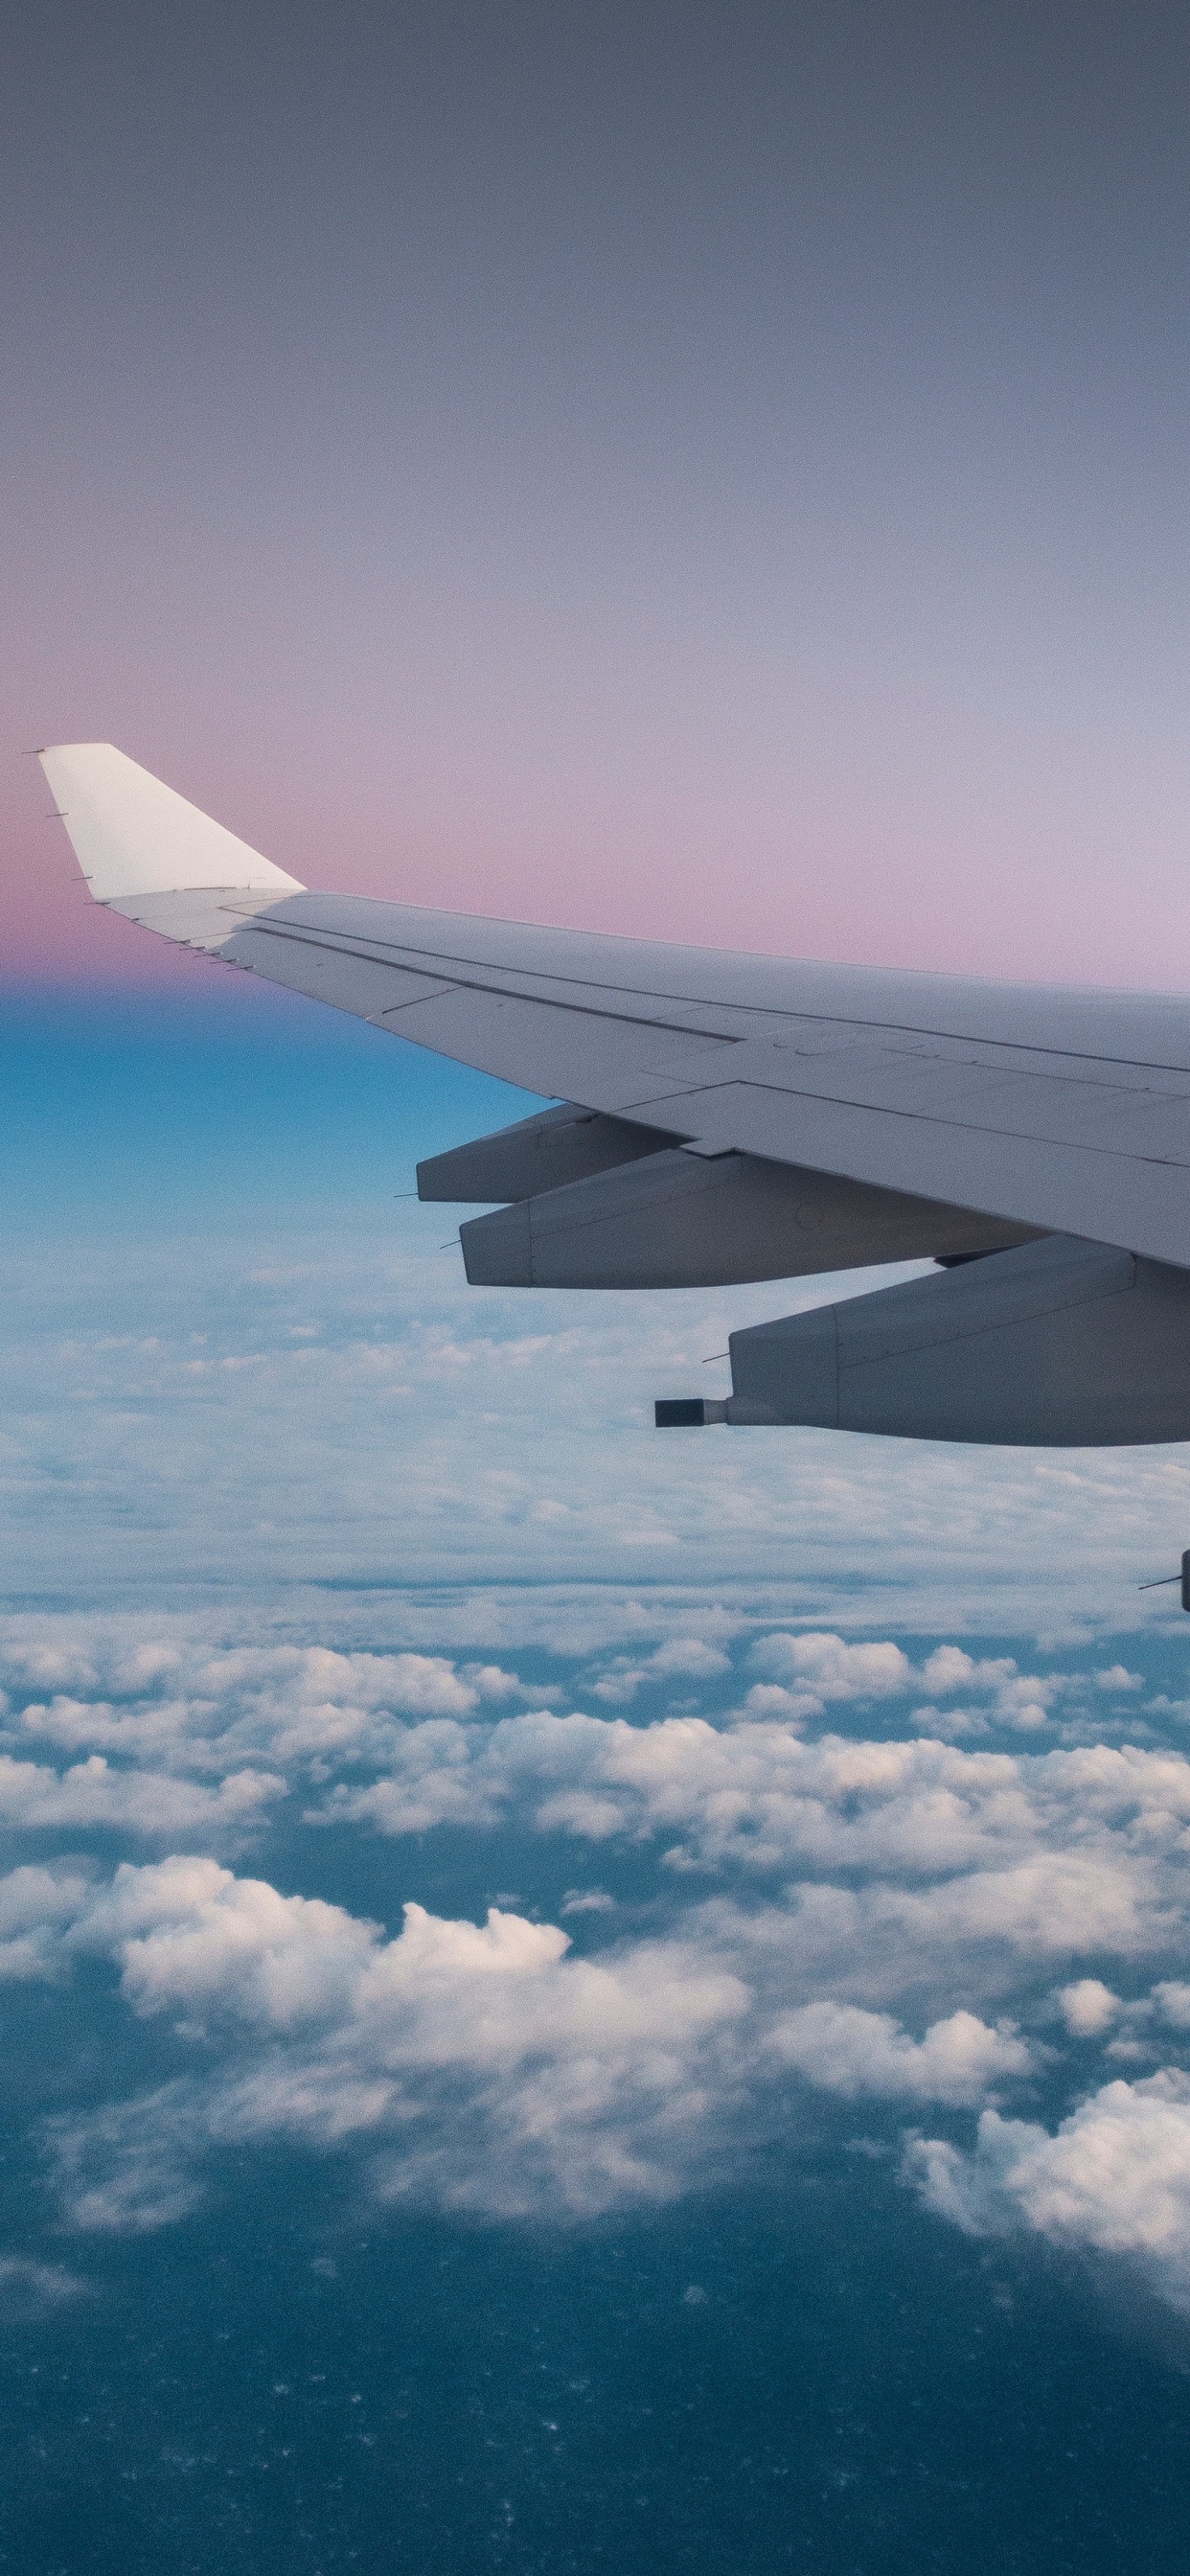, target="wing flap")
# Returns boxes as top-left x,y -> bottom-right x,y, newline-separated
627,1079 -> 1190,1270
